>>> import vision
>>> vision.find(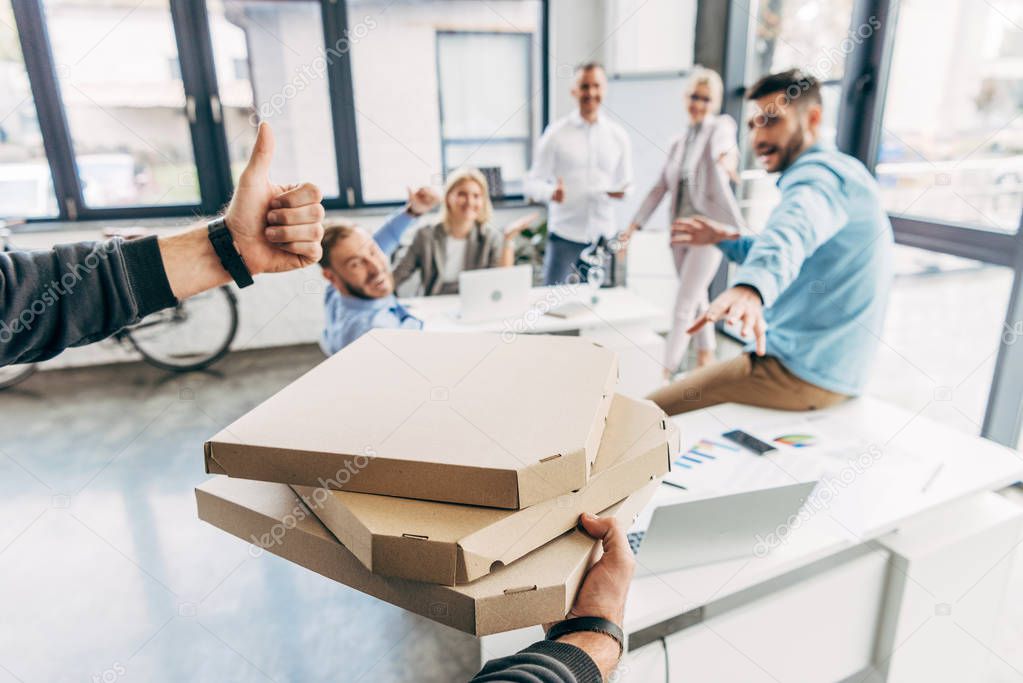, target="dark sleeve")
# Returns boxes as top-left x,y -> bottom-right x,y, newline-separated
469,641 -> 602,683
0,235 -> 177,366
